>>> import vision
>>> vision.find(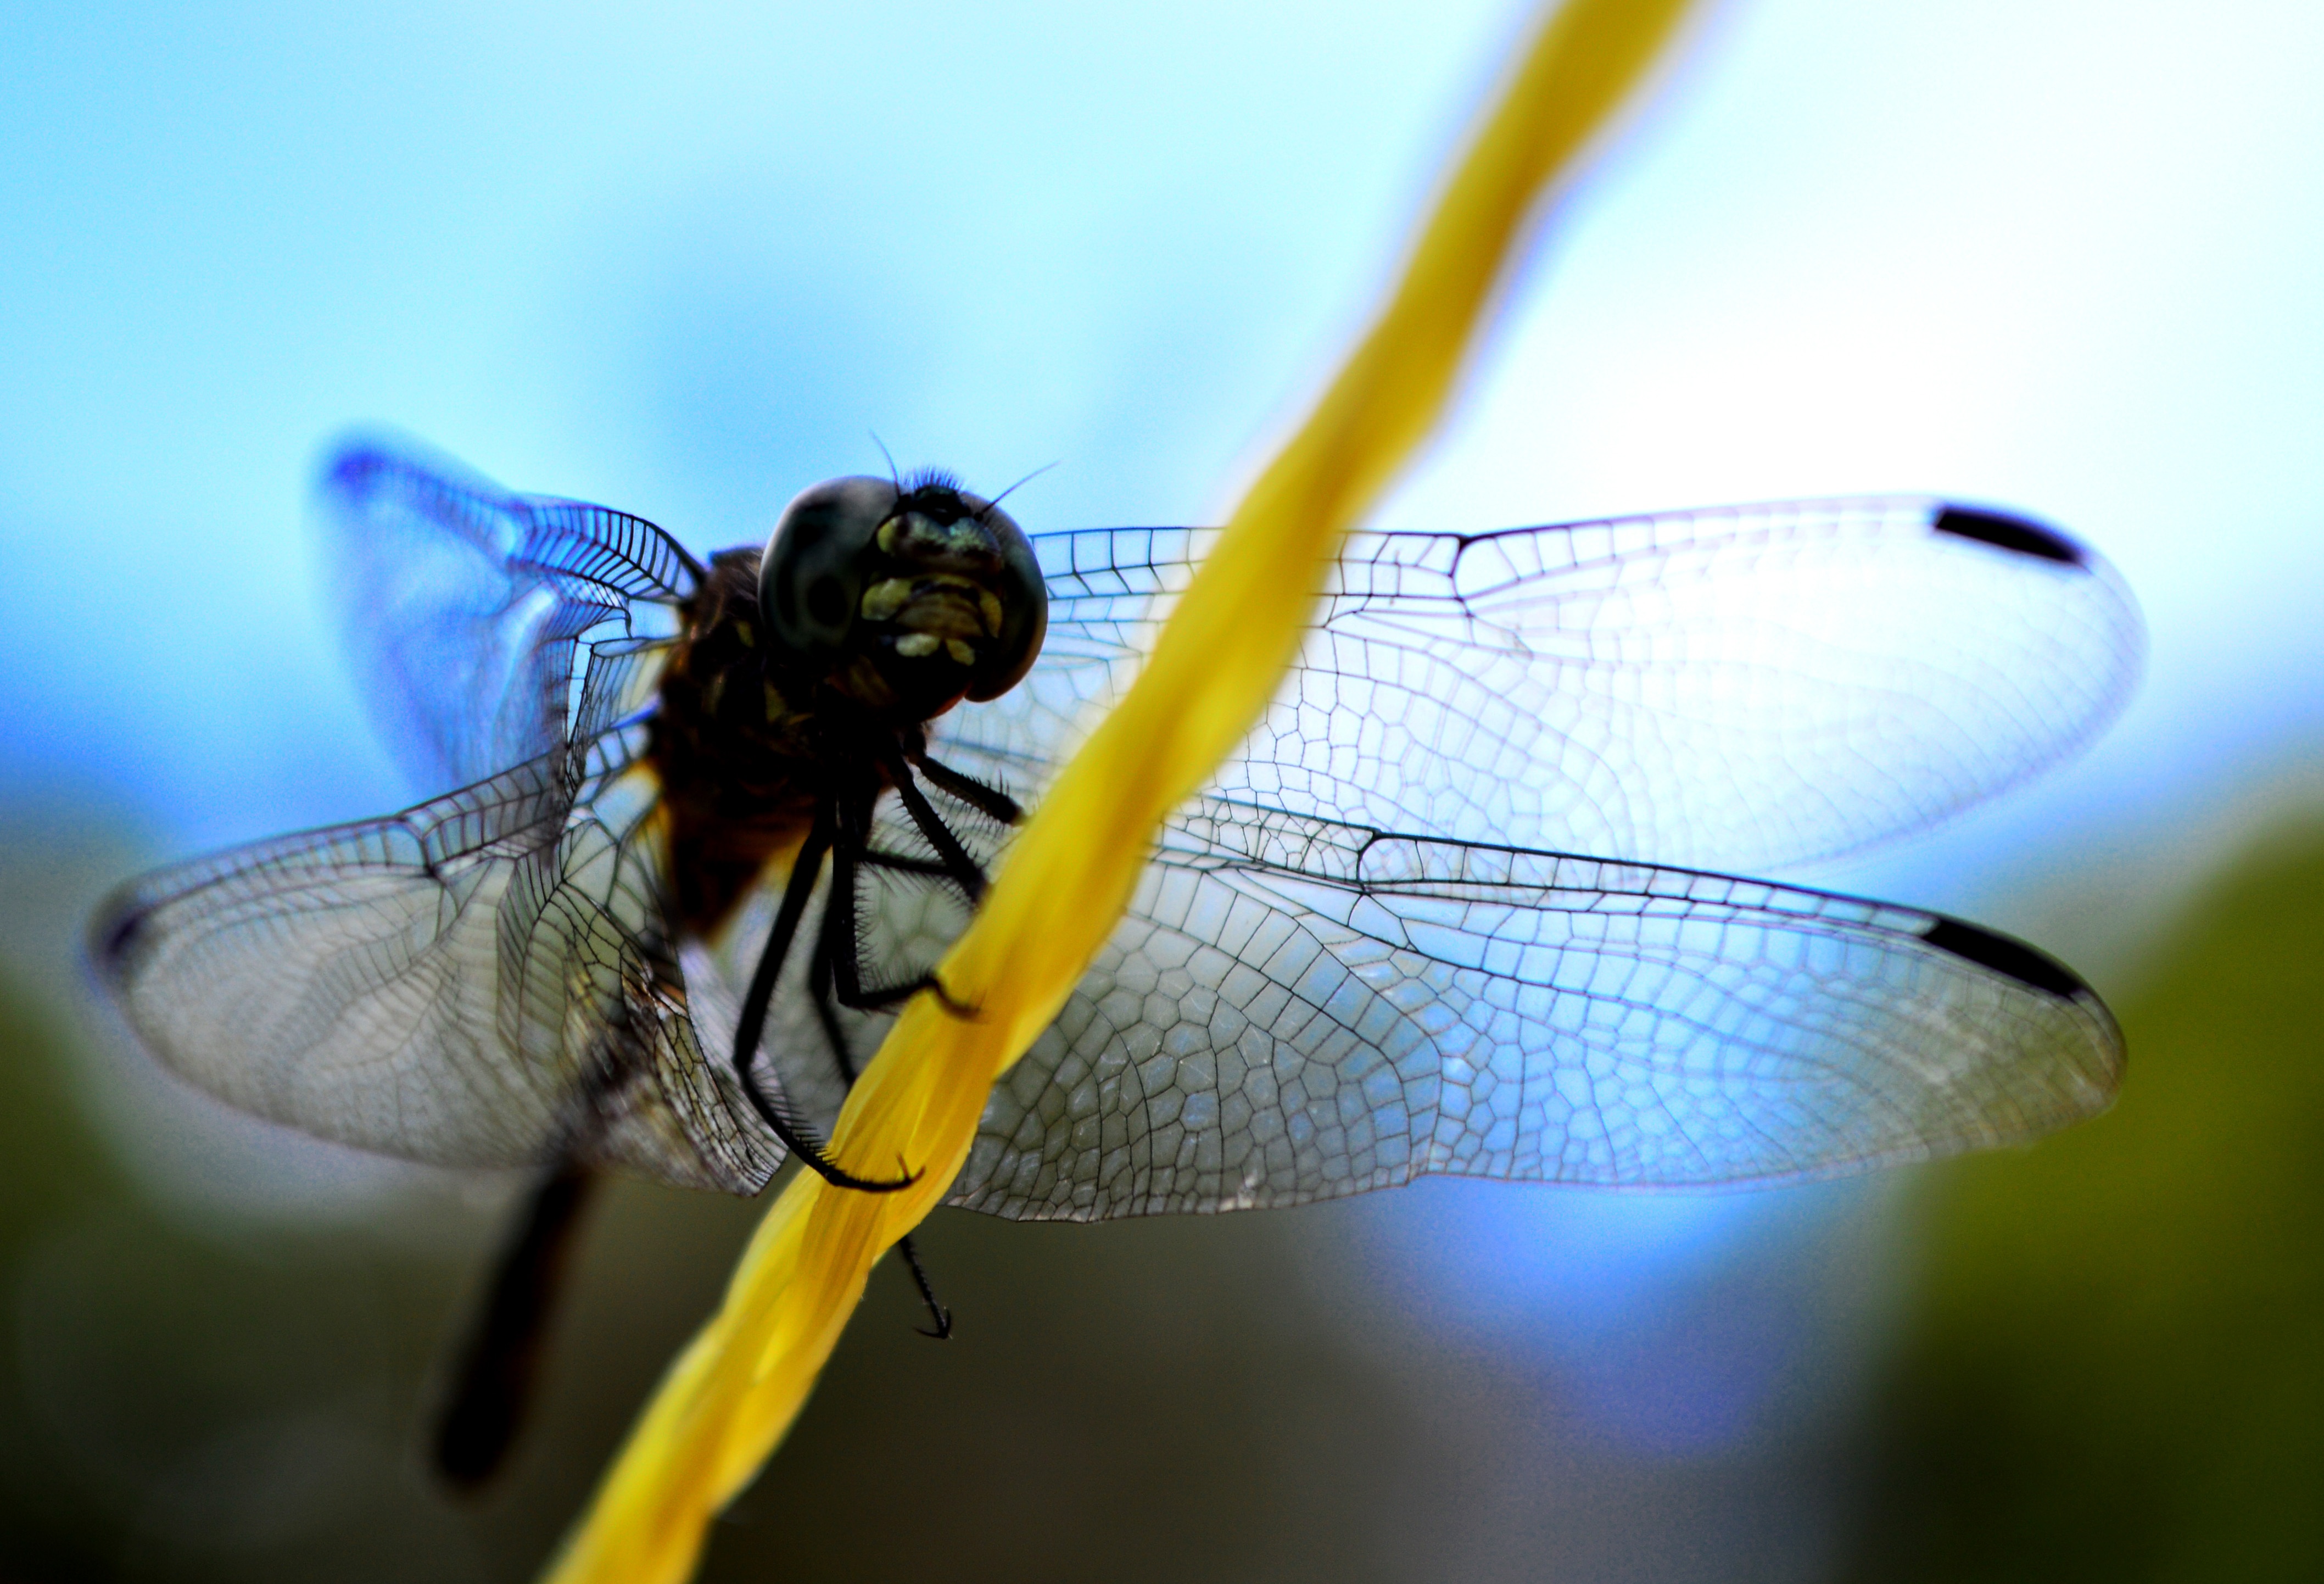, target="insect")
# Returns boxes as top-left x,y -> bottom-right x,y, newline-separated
90,439 -> 2139,1483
